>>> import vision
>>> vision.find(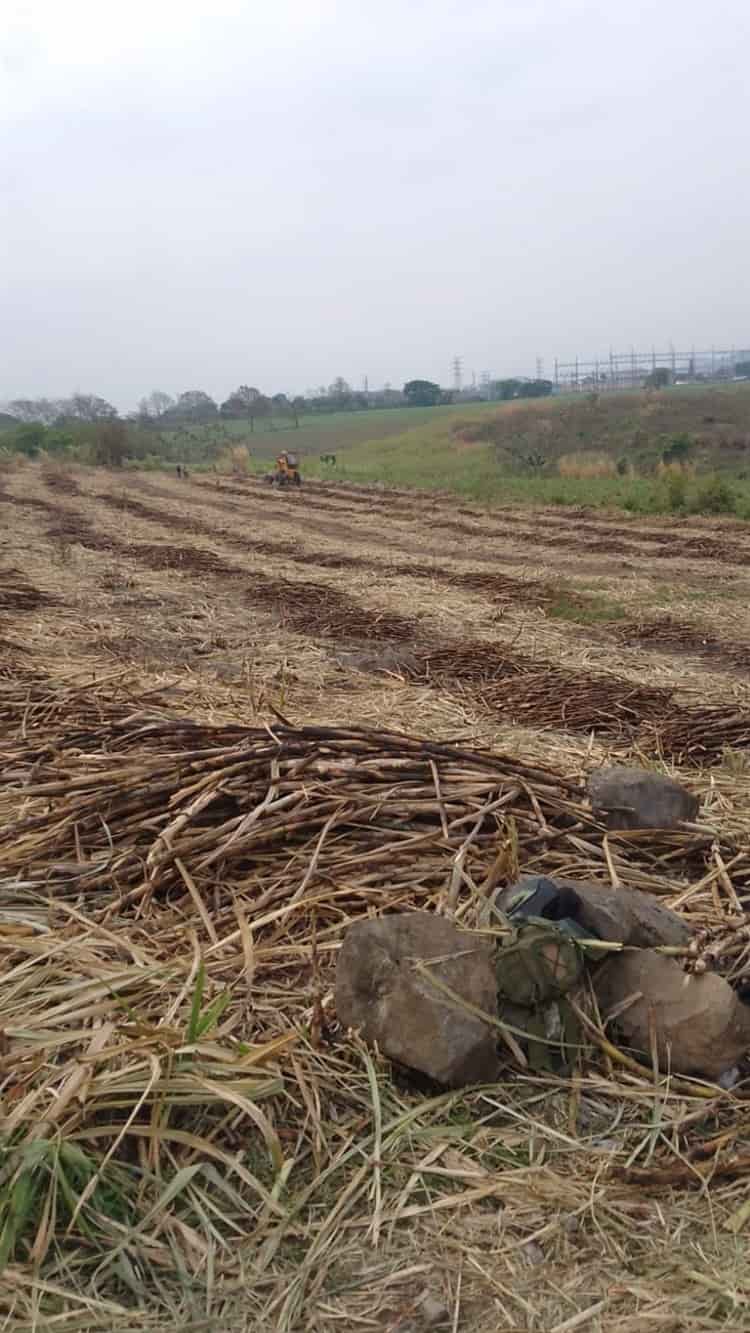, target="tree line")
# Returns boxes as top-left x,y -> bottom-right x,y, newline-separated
4,380 -> 416,431
3,374 -> 556,431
